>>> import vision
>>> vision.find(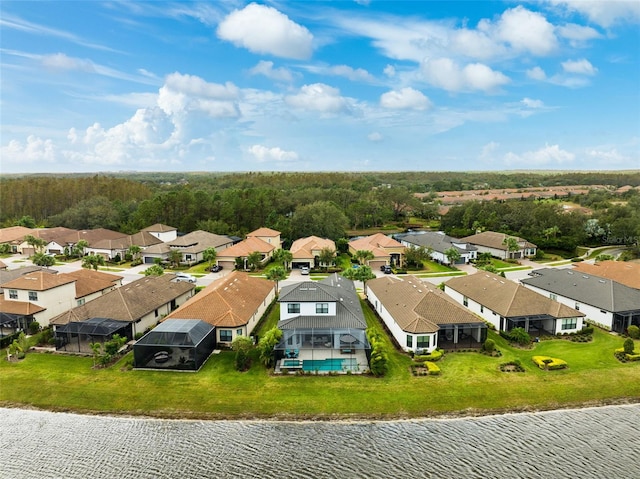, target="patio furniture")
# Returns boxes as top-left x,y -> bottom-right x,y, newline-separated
154,351 -> 170,363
